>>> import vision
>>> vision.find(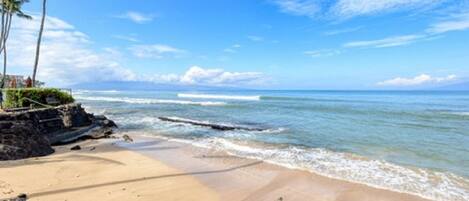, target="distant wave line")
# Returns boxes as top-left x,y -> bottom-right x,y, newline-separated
178,93 -> 260,101
75,96 -> 226,106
